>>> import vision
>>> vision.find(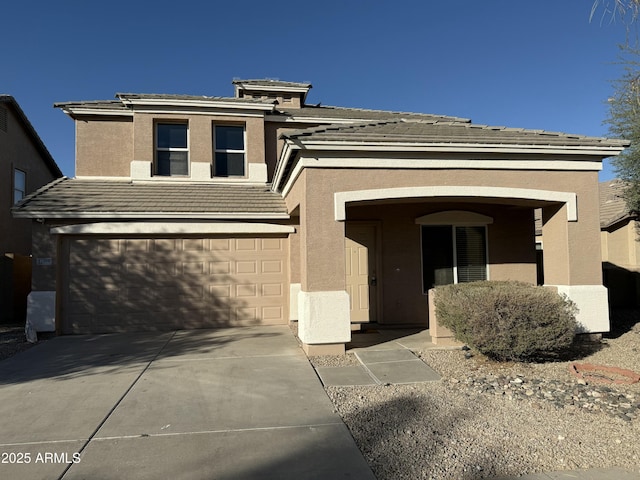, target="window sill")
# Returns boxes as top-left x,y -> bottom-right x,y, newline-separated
131,161 -> 267,183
